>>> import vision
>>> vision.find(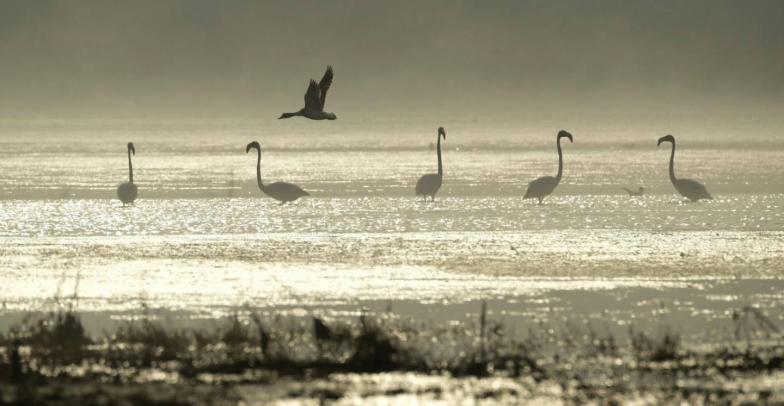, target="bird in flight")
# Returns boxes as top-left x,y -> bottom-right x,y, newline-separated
279,66 -> 337,121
